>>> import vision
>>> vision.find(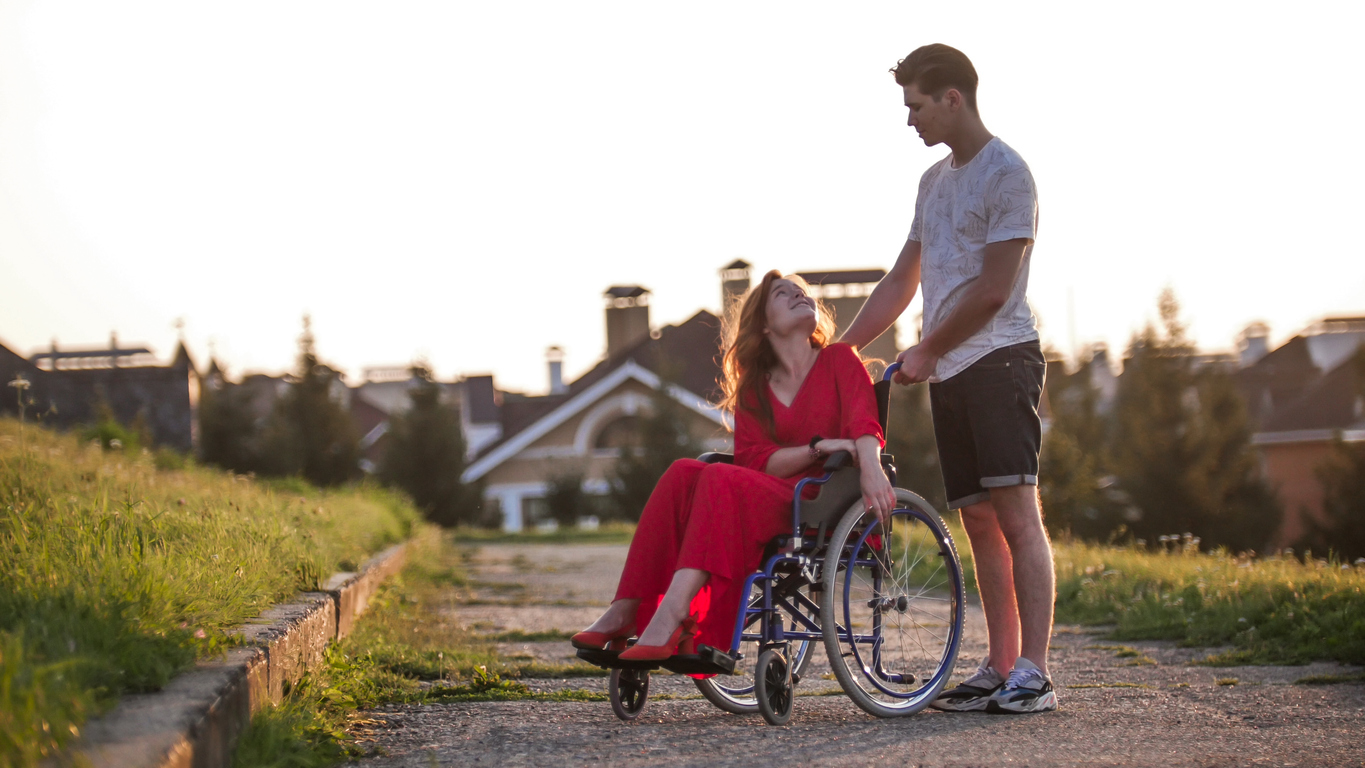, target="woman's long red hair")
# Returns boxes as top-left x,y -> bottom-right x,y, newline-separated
720,270 -> 837,436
